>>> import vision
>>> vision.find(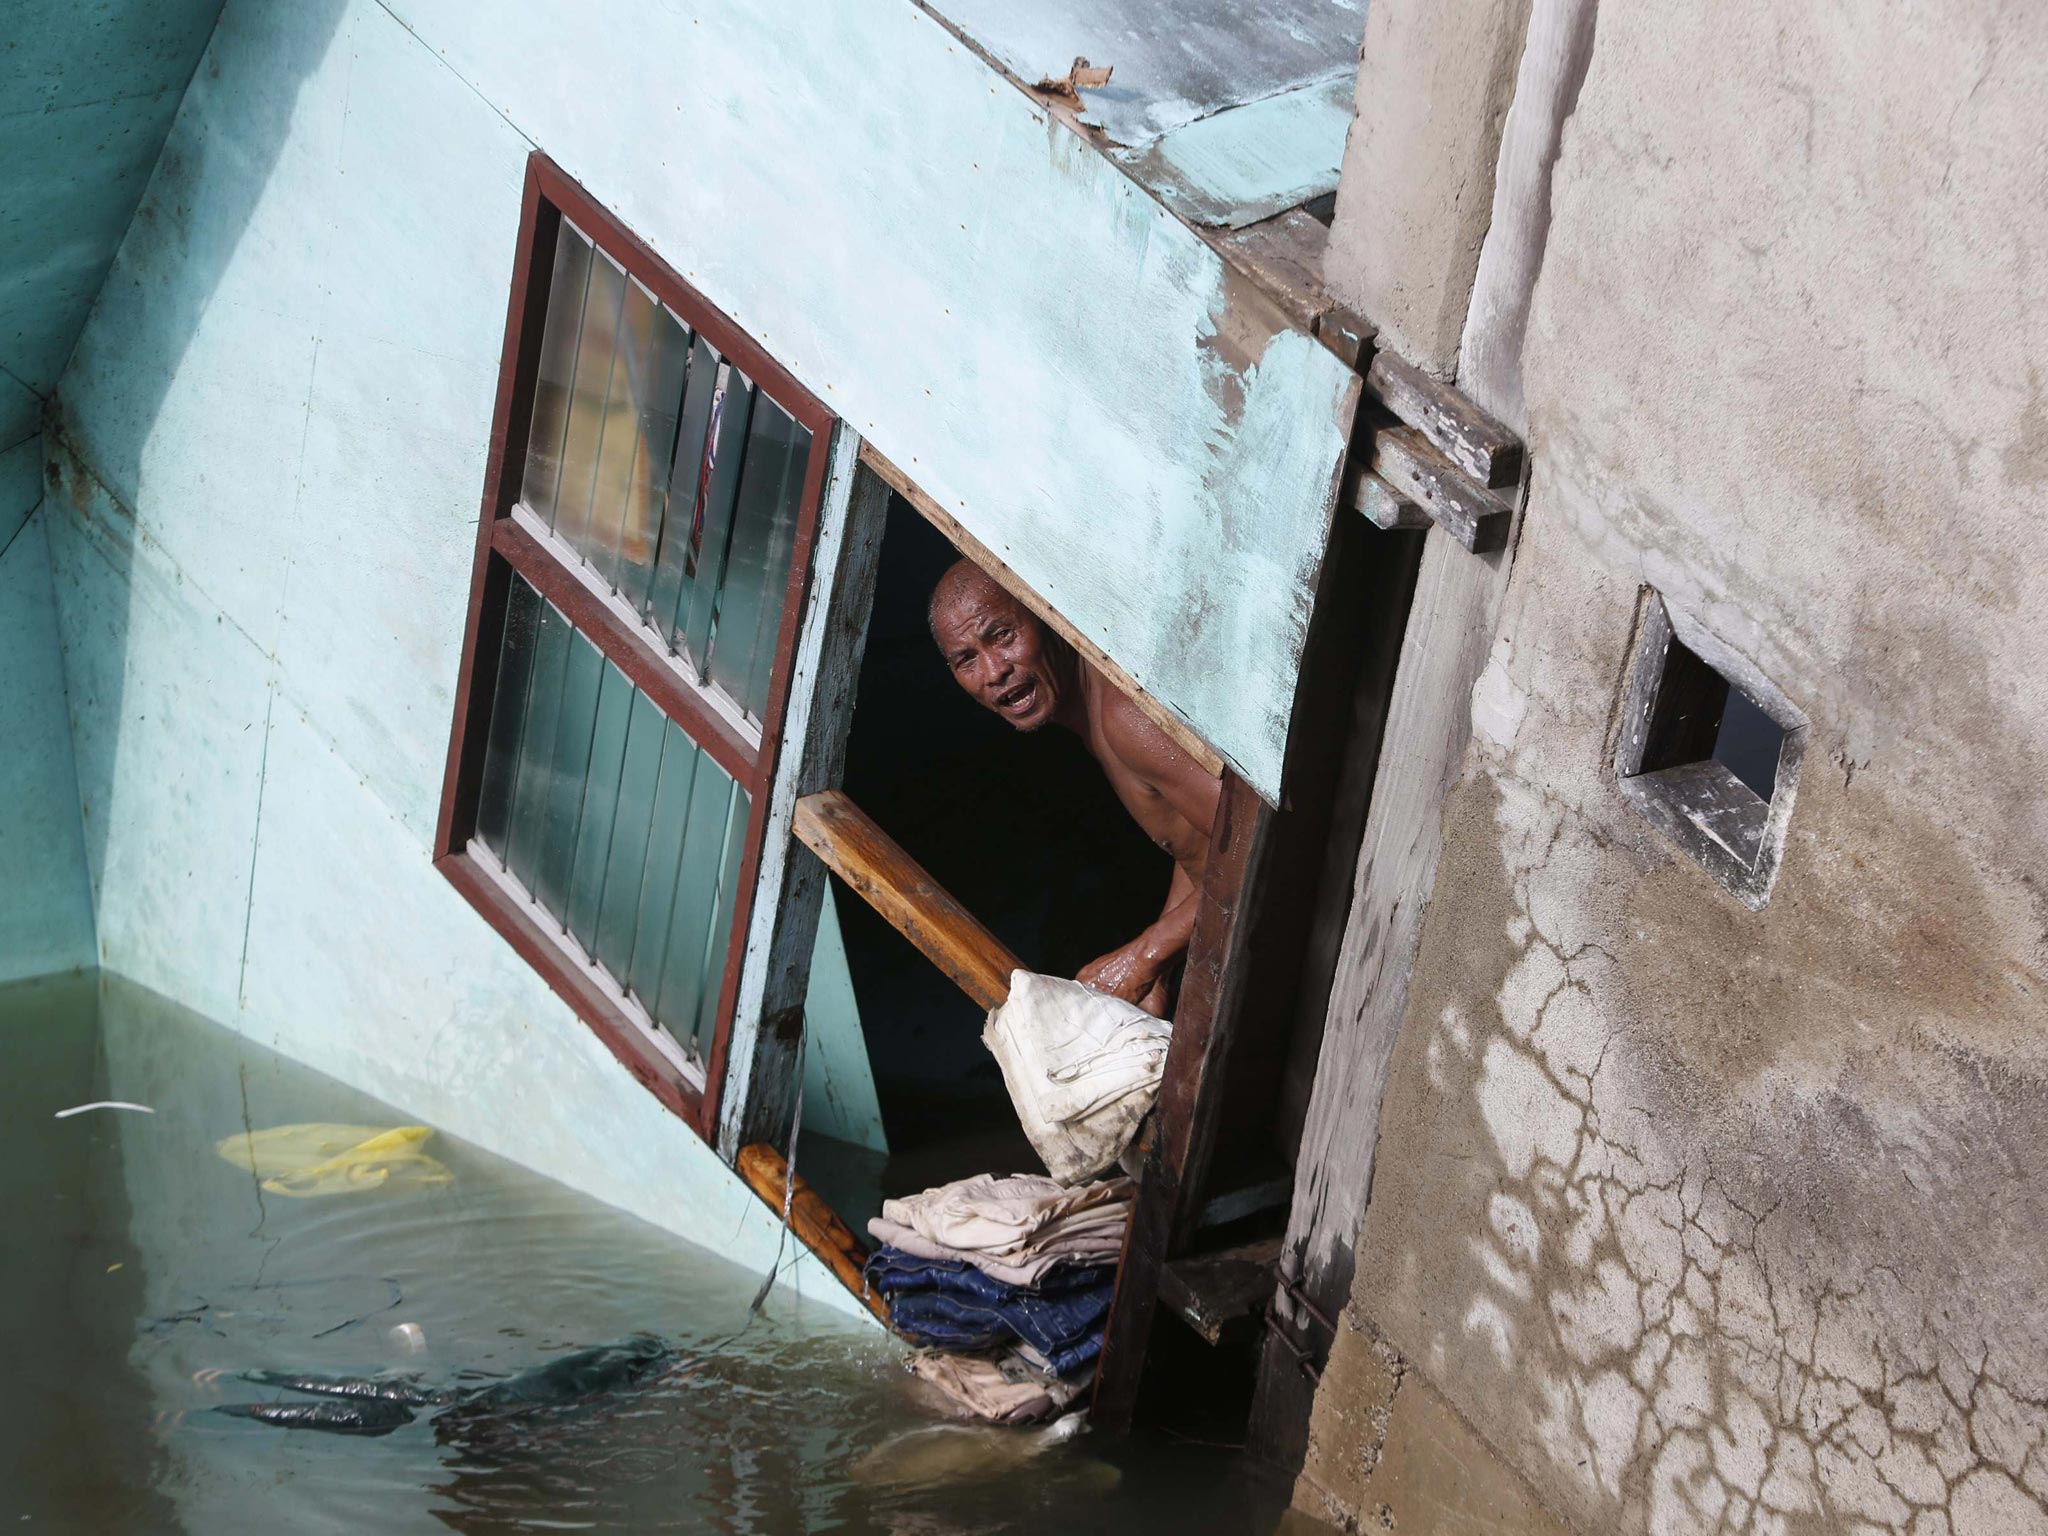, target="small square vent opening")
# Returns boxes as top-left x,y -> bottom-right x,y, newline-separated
1617,594 -> 1805,908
